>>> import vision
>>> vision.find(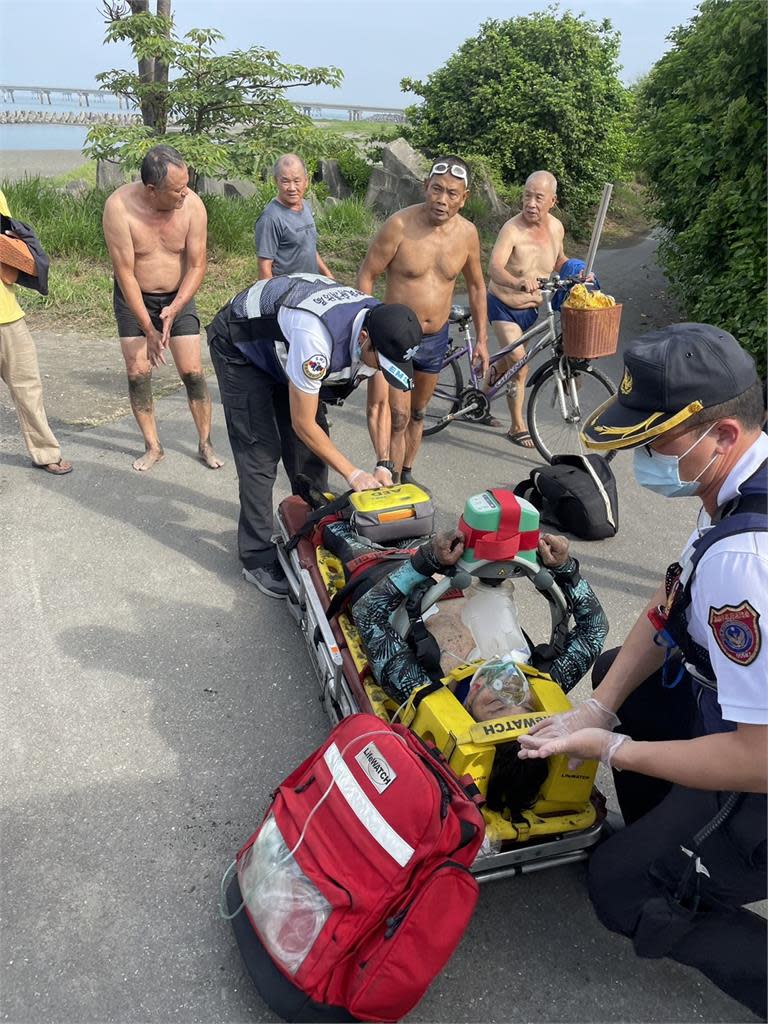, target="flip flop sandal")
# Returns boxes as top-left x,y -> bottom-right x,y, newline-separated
505,430 -> 534,449
38,459 -> 73,475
